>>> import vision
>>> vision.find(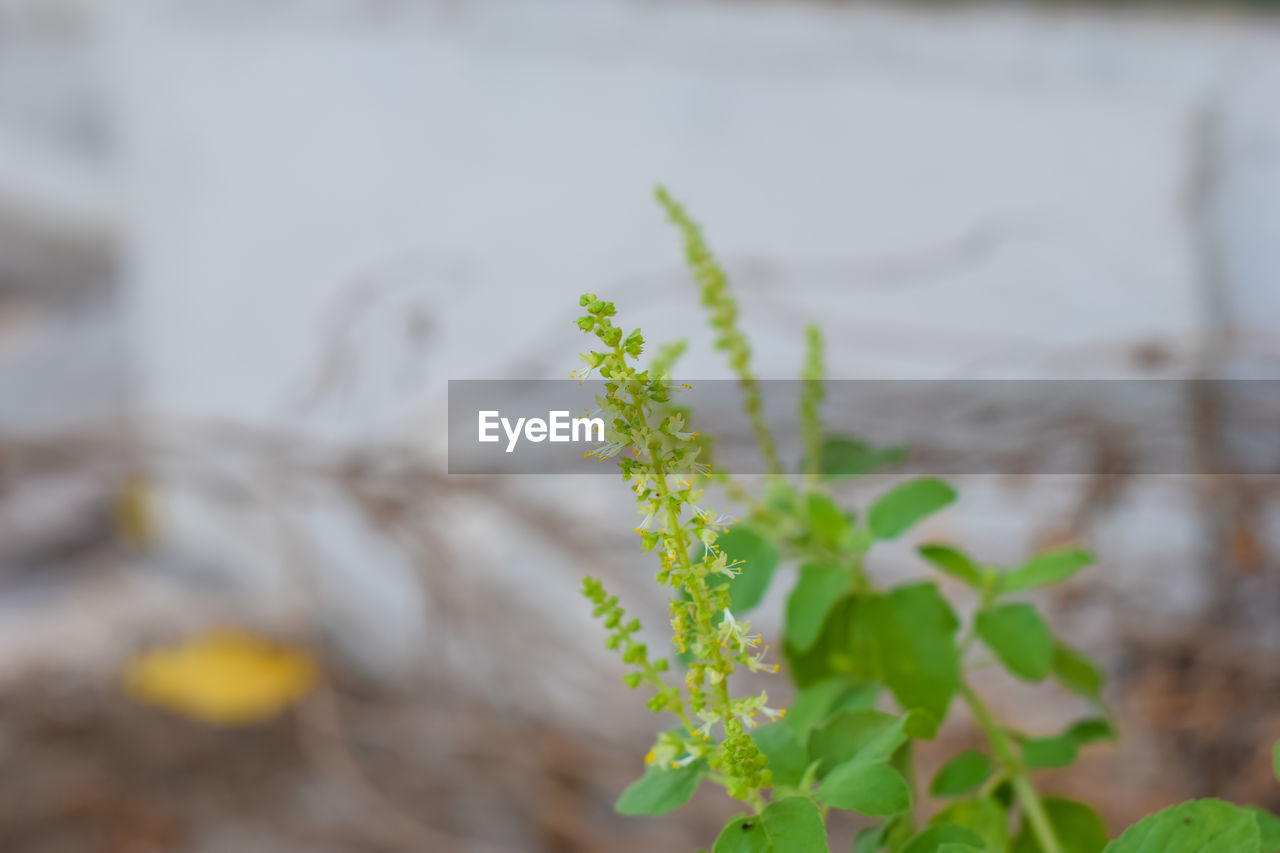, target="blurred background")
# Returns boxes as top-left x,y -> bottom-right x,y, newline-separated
2,0 -> 1280,850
